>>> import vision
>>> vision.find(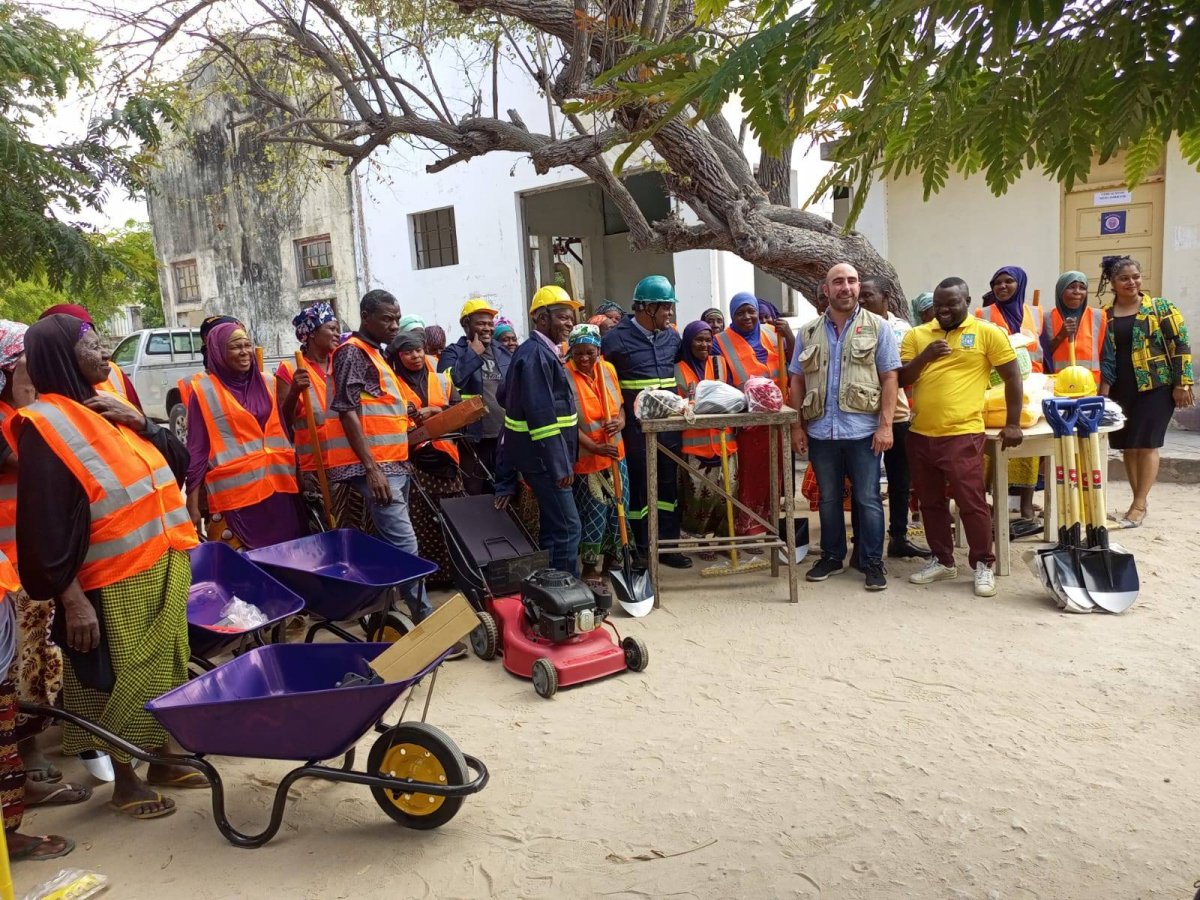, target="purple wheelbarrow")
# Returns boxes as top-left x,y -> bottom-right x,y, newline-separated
20,642 -> 488,848
244,530 -> 438,645
188,542 -> 305,670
